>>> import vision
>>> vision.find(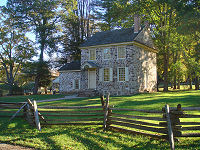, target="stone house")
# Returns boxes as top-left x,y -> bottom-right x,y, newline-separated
59,16 -> 158,96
